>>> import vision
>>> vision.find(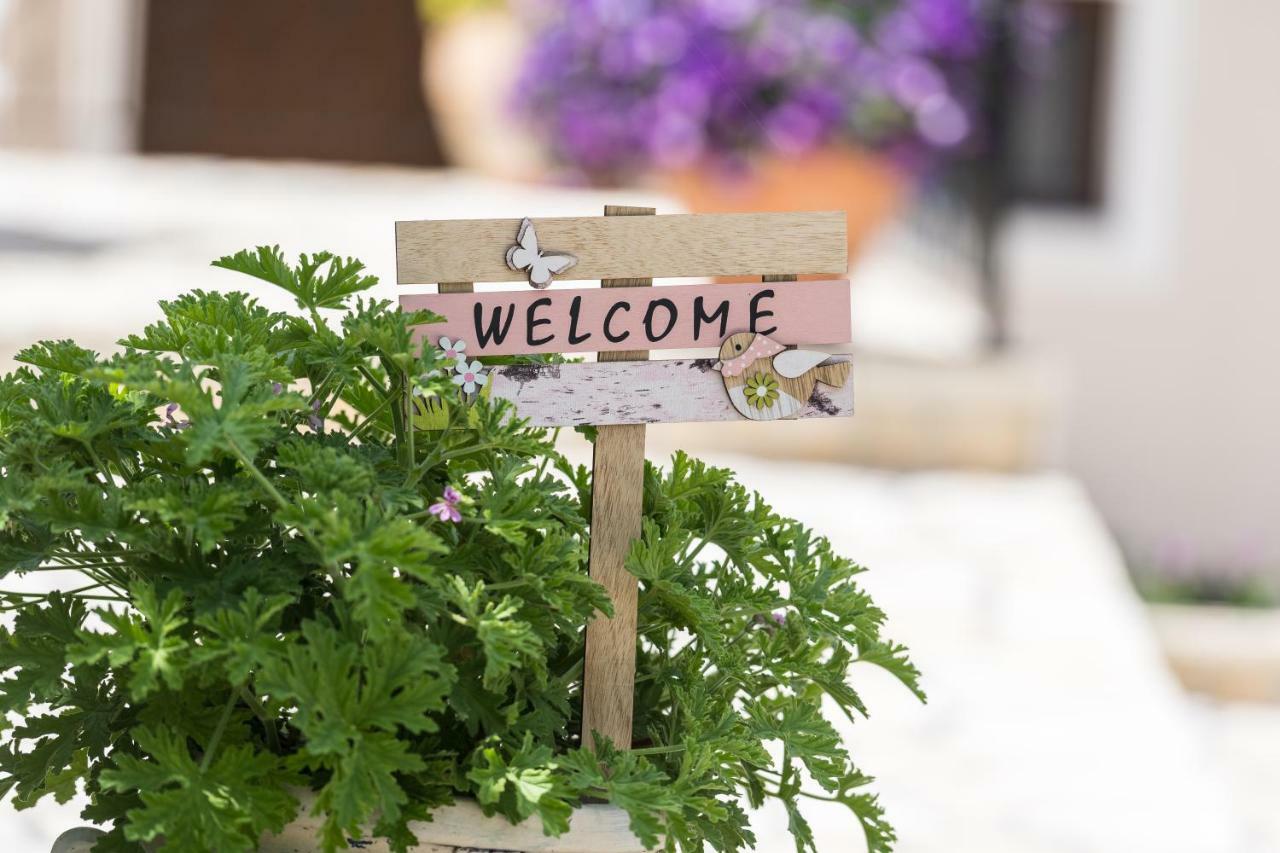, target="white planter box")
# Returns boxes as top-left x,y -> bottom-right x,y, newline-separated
52,796 -> 647,853
1147,602 -> 1280,703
